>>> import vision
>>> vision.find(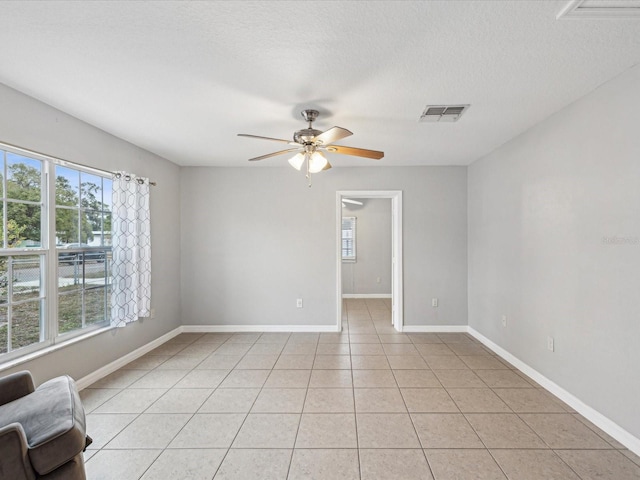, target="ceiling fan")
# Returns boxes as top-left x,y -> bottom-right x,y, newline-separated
238,109 -> 384,185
